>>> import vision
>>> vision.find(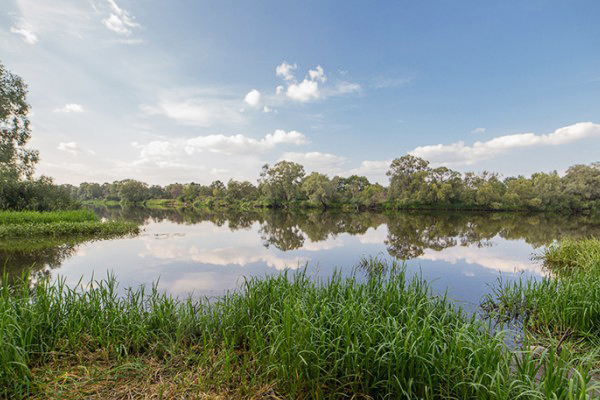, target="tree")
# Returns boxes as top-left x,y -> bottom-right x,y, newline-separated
302,172 -> 335,207
0,61 -> 39,180
116,179 -> 149,203
386,155 -> 430,202
258,161 -> 306,204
